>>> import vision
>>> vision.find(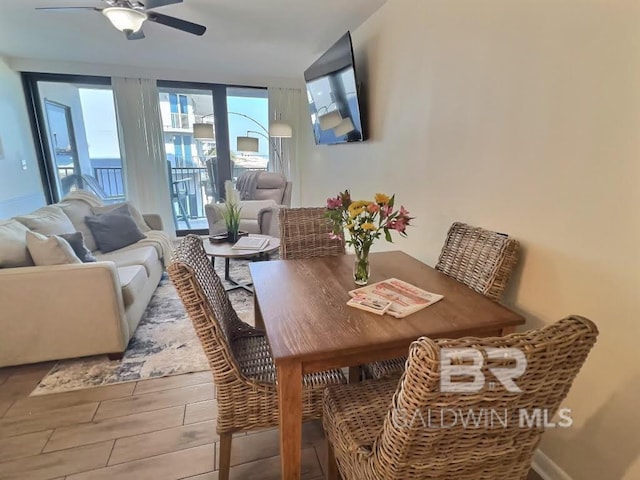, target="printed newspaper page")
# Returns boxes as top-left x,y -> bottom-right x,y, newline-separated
347,293 -> 393,315
349,278 -> 443,318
